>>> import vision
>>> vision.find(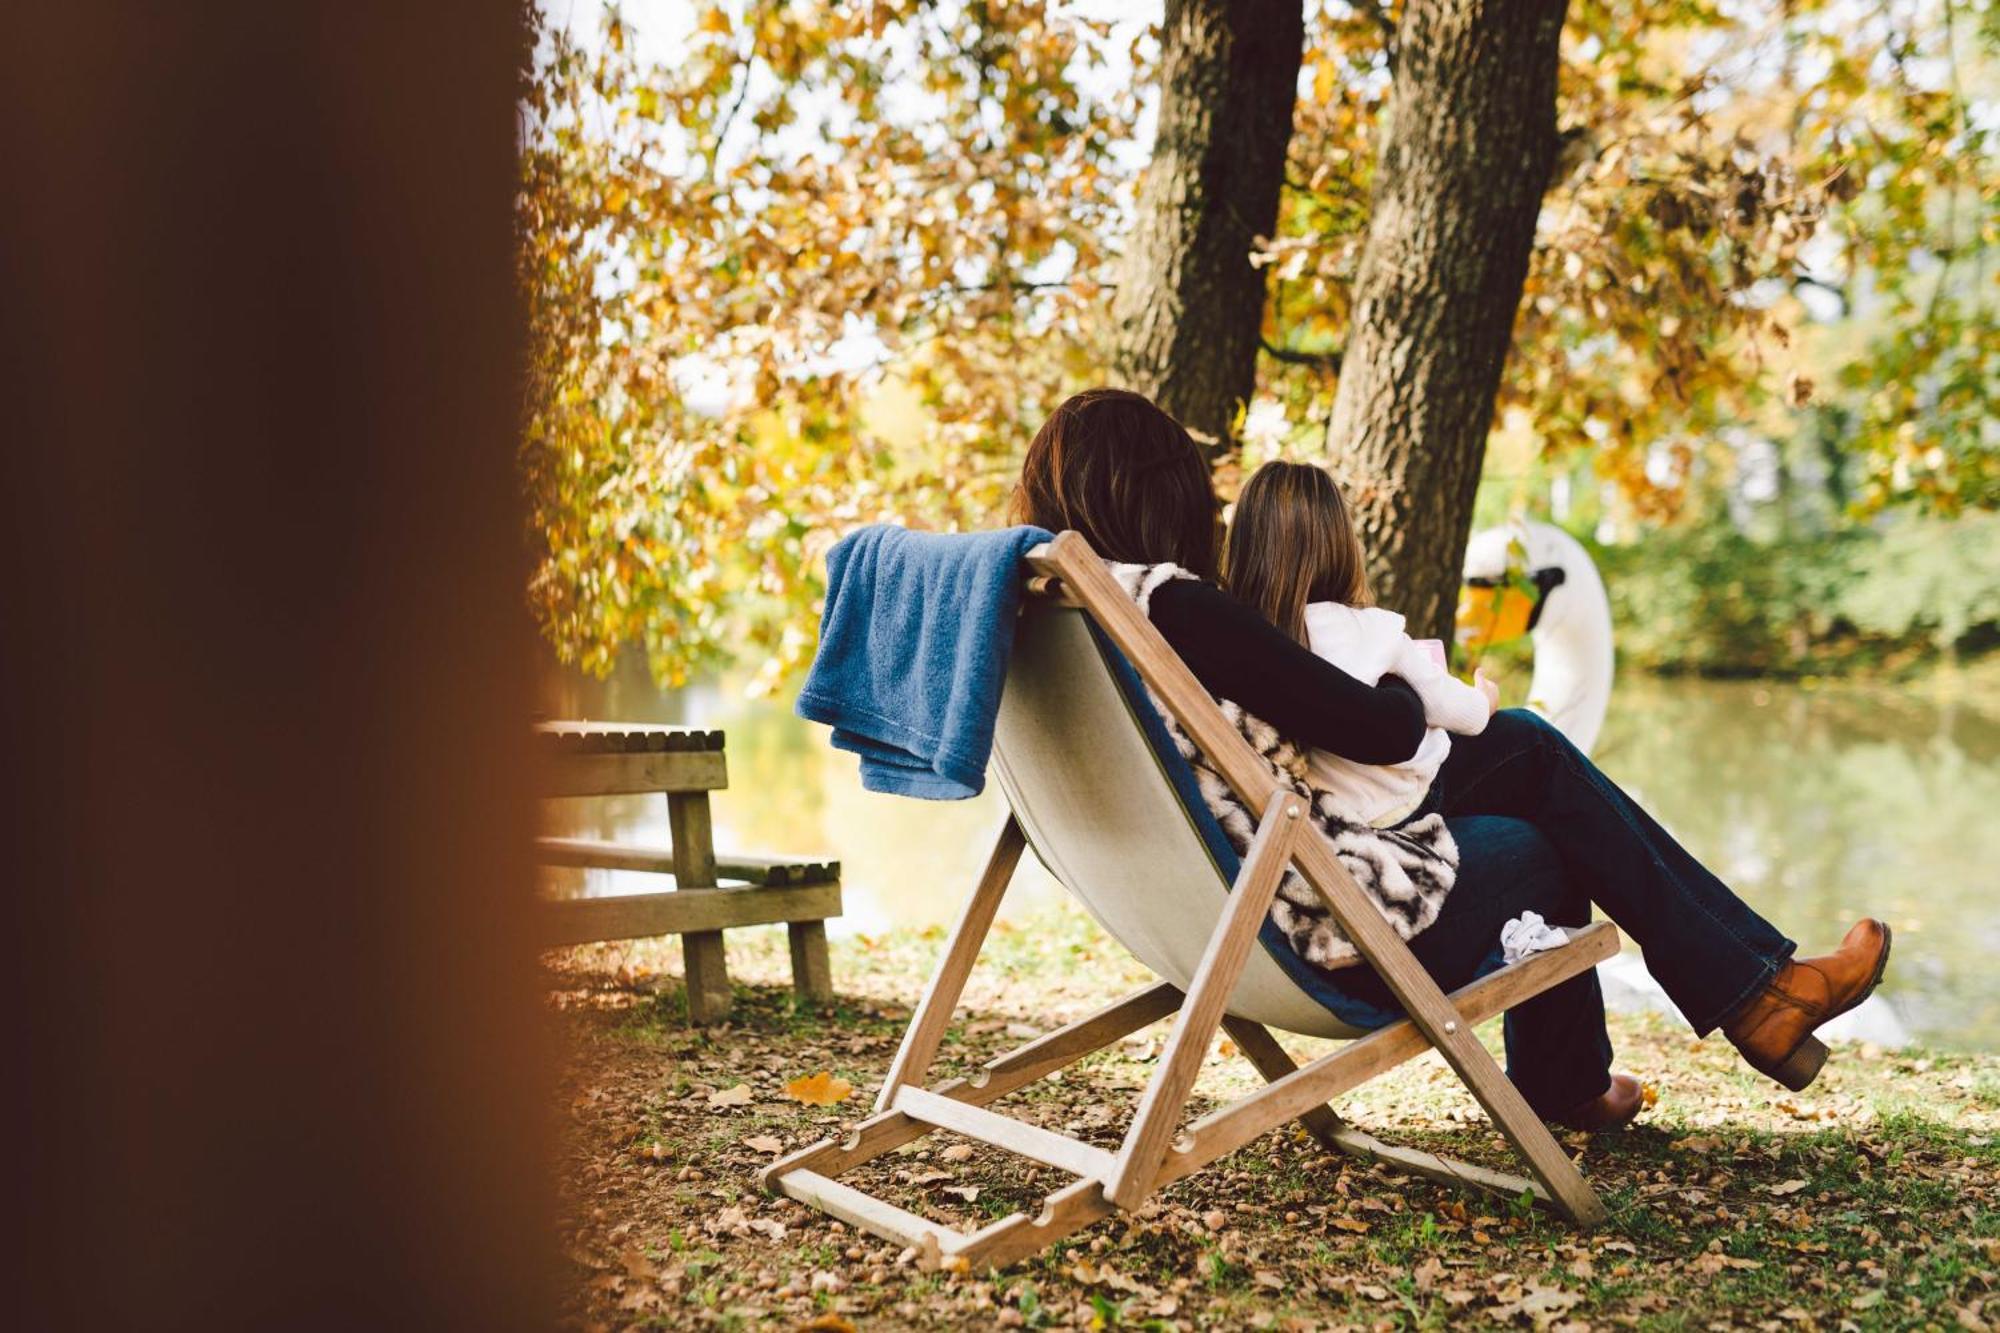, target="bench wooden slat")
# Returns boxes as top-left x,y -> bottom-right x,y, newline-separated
540,750 -> 727,797
535,837 -> 839,885
533,721 -> 725,754
541,883 -> 842,947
